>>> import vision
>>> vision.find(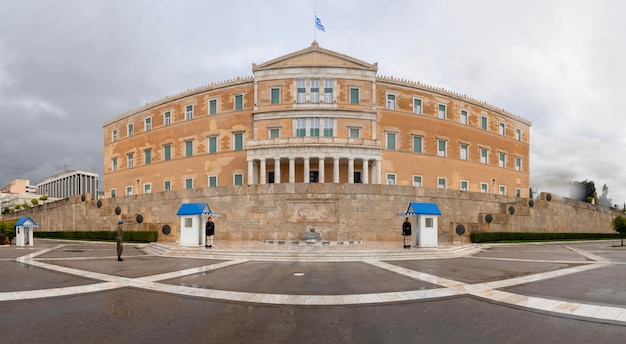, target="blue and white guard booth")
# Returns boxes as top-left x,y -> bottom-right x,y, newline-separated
176,203 -> 221,247
15,217 -> 39,246
398,202 -> 442,248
